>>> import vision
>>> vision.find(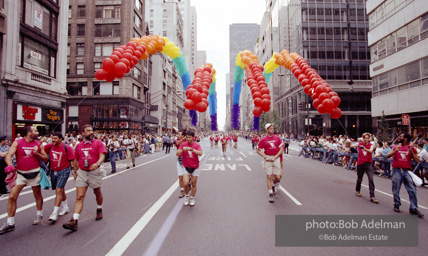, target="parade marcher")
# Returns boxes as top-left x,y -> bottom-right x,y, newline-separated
220,134 -> 228,157
124,134 -> 137,169
210,135 -> 214,149
257,124 -> 284,203
0,136 -> 10,195
283,136 -> 290,154
353,133 -> 379,204
386,133 -> 424,218
165,135 -> 172,154
214,135 -> 219,147
107,135 -> 120,173
63,125 -> 107,231
176,130 -> 203,206
44,132 -> 75,222
233,134 -> 238,149
0,126 -> 48,234
417,142 -> 428,186
175,131 -> 187,198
